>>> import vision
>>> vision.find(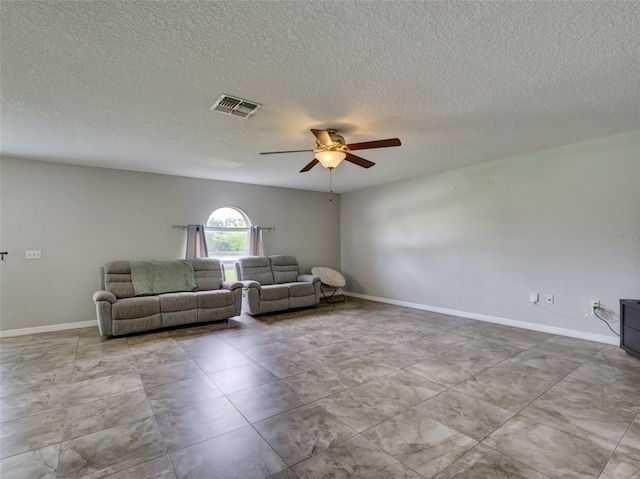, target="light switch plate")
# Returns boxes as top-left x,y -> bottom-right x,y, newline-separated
26,250 -> 42,260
